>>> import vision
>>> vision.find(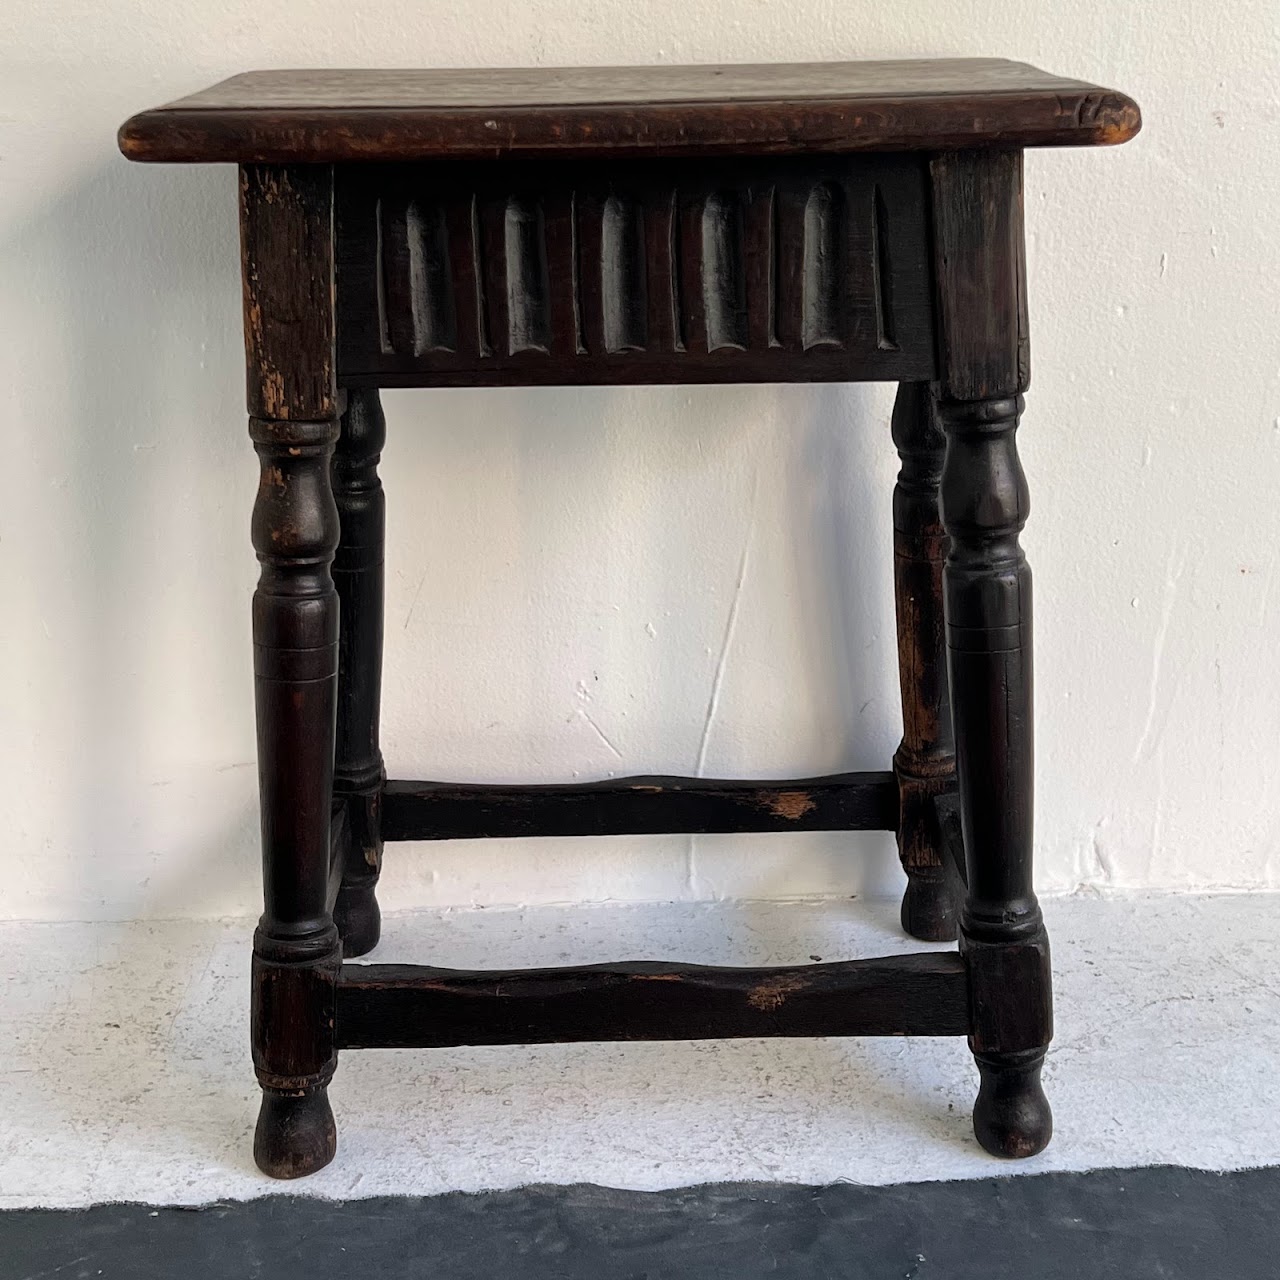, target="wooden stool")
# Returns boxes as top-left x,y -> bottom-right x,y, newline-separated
119,60 -> 1140,1178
